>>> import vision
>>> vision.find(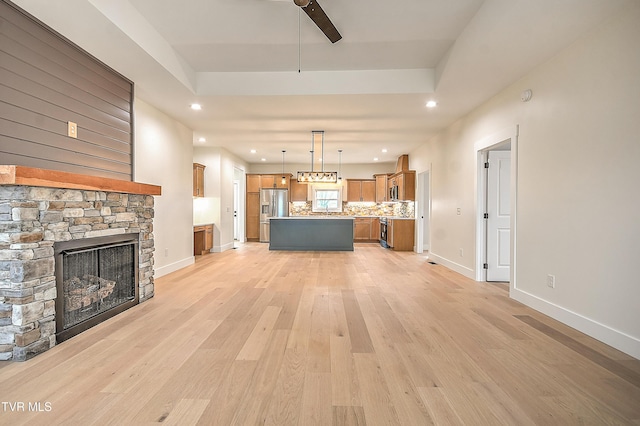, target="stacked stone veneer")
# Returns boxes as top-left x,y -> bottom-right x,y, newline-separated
0,185 -> 155,361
